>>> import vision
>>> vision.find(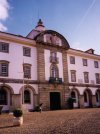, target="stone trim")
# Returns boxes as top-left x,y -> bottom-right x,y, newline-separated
62,51 -> 69,83
37,45 -> 45,81
36,41 -> 68,52
0,78 -> 100,88
68,82 -> 100,88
